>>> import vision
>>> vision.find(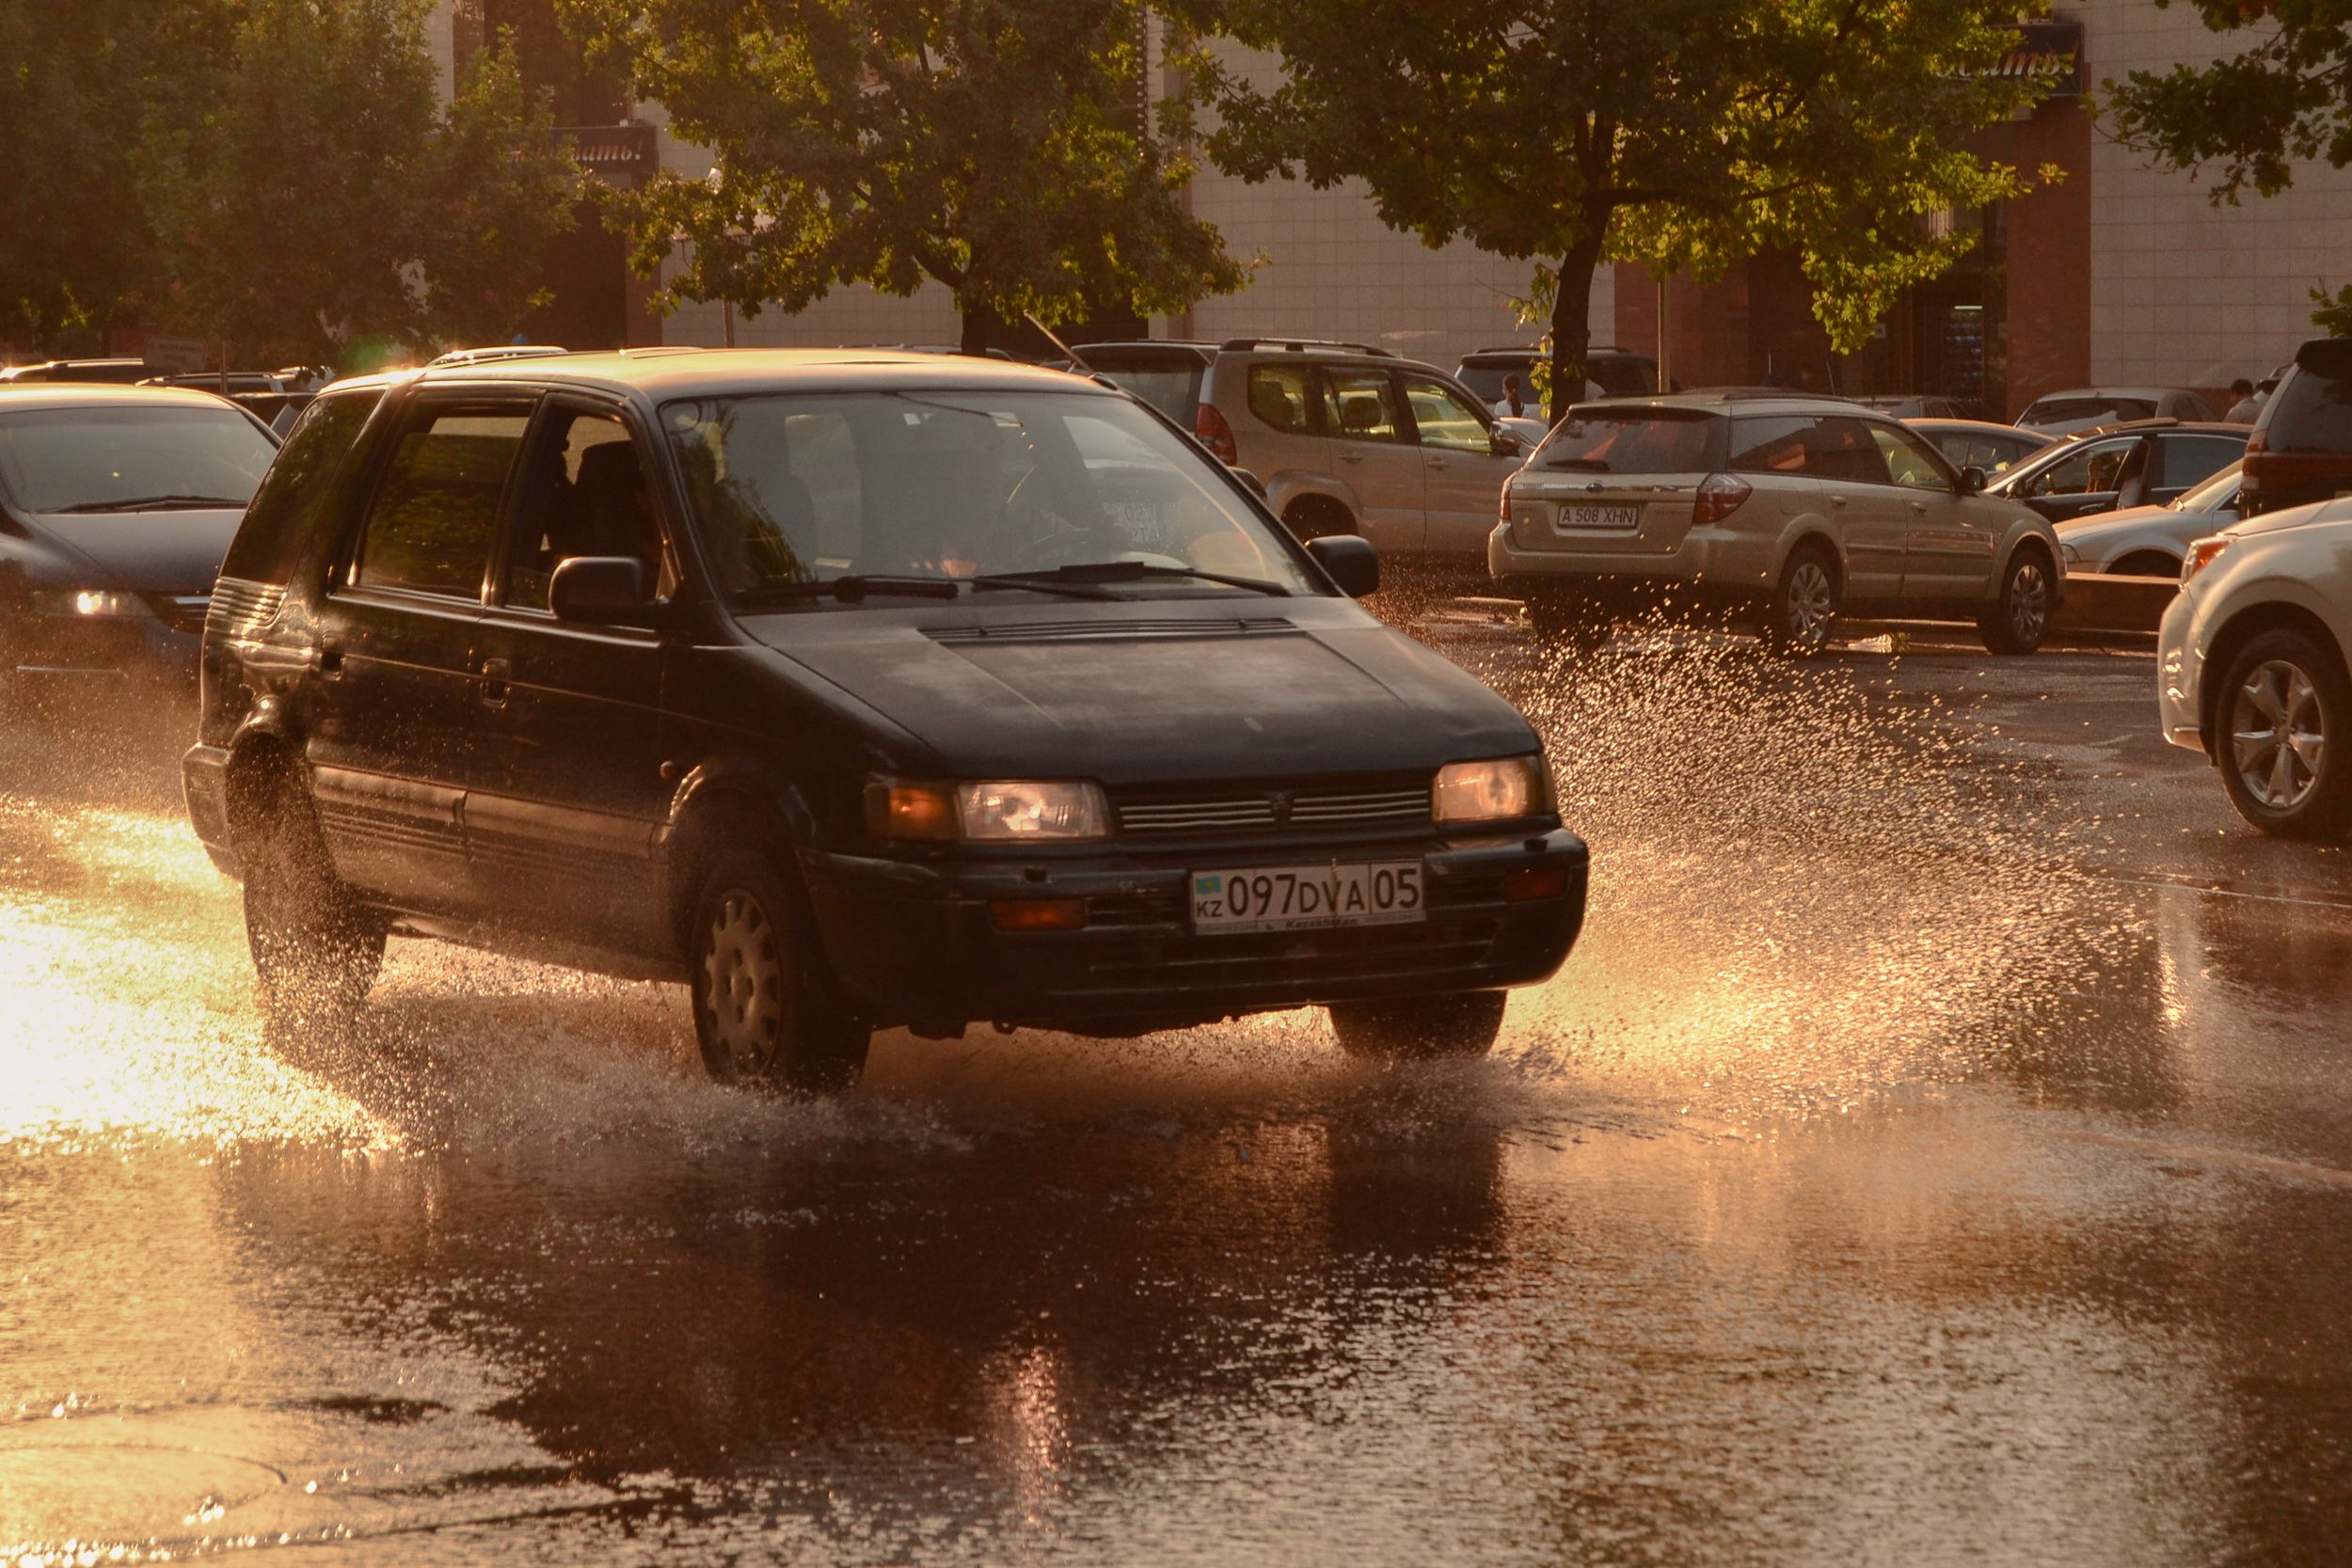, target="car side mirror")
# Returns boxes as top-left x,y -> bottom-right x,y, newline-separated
1958,465 -> 1986,497
1305,534 -> 1379,597
1490,429 -> 1523,458
1228,467 -> 1269,500
549,556 -> 651,624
